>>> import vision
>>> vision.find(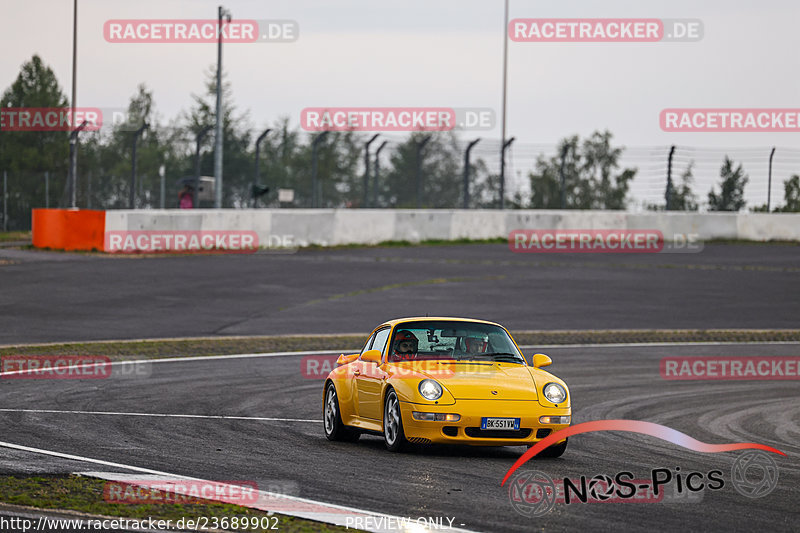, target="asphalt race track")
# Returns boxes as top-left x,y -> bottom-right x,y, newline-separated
0,243 -> 798,344
0,344 -> 798,532
0,243 -> 798,532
